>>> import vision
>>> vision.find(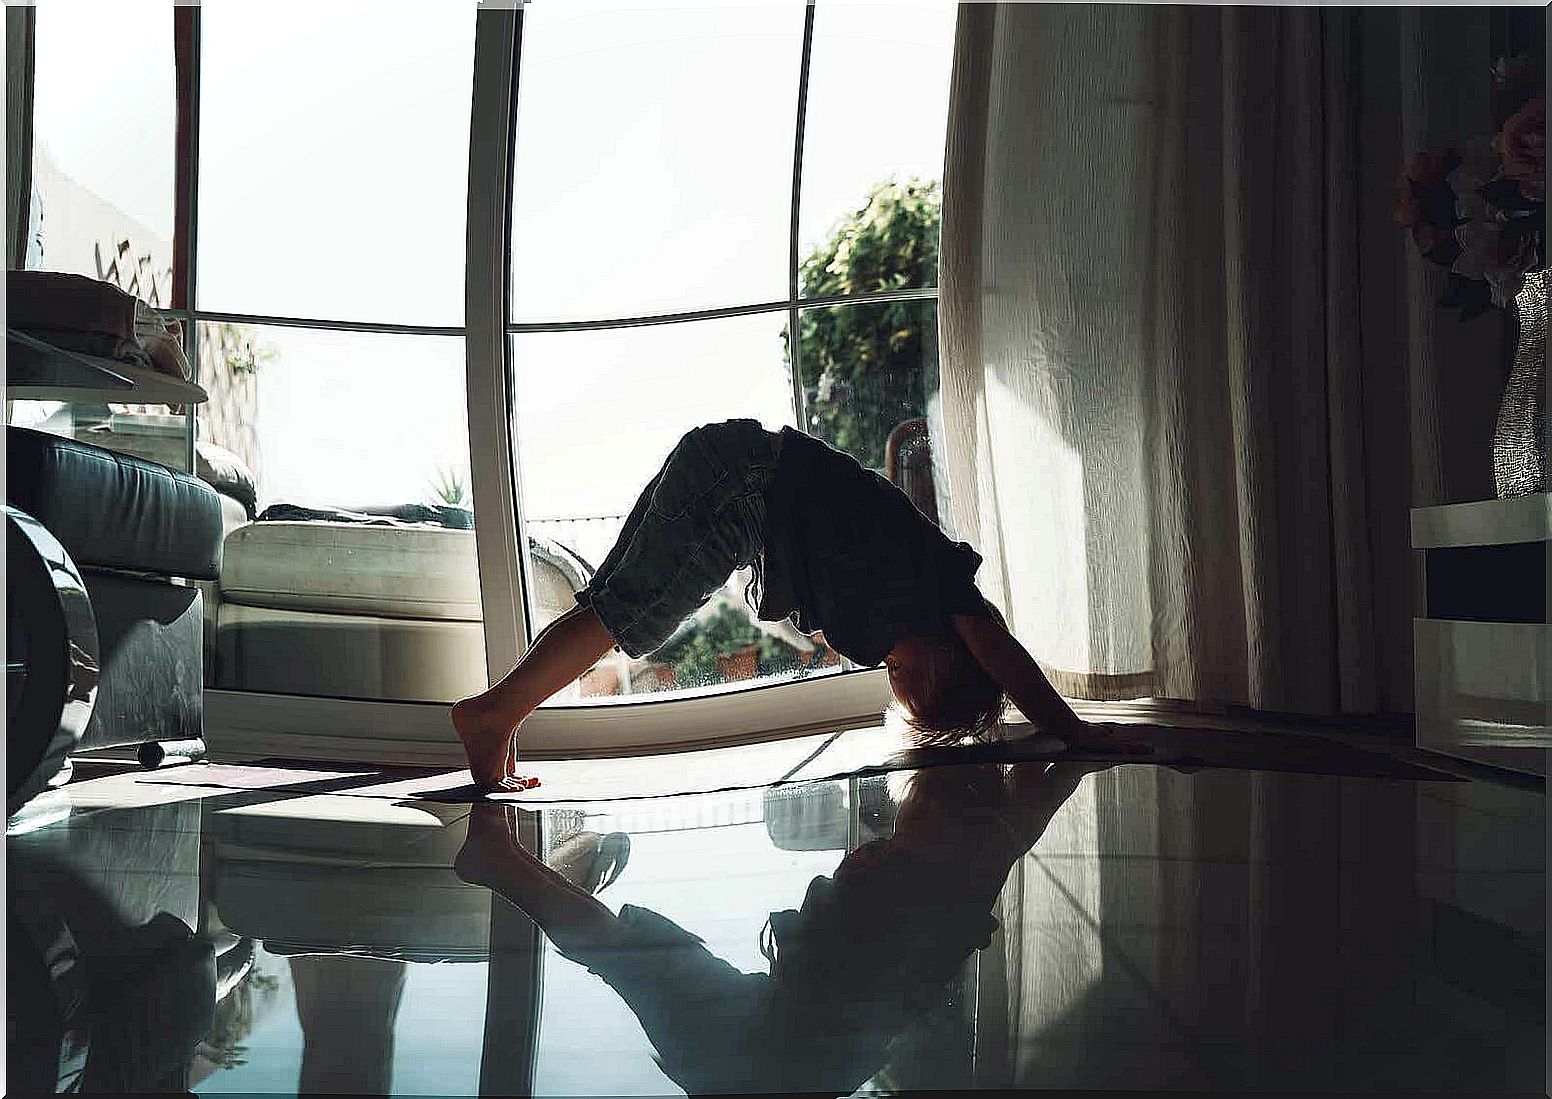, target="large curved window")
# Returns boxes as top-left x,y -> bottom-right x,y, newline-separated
192,7 -> 482,704
506,2 -> 958,707
11,7 -> 178,469
10,2 -> 960,749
